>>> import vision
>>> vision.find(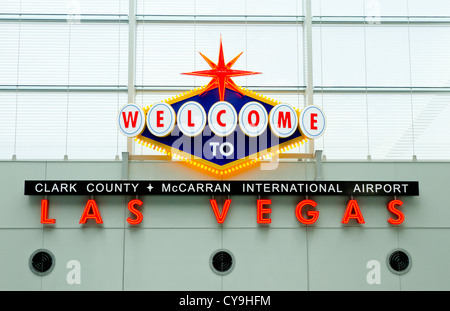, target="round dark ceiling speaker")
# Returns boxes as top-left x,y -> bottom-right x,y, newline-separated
210,249 -> 235,275
387,249 -> 411,274
29,249 -> 55,276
